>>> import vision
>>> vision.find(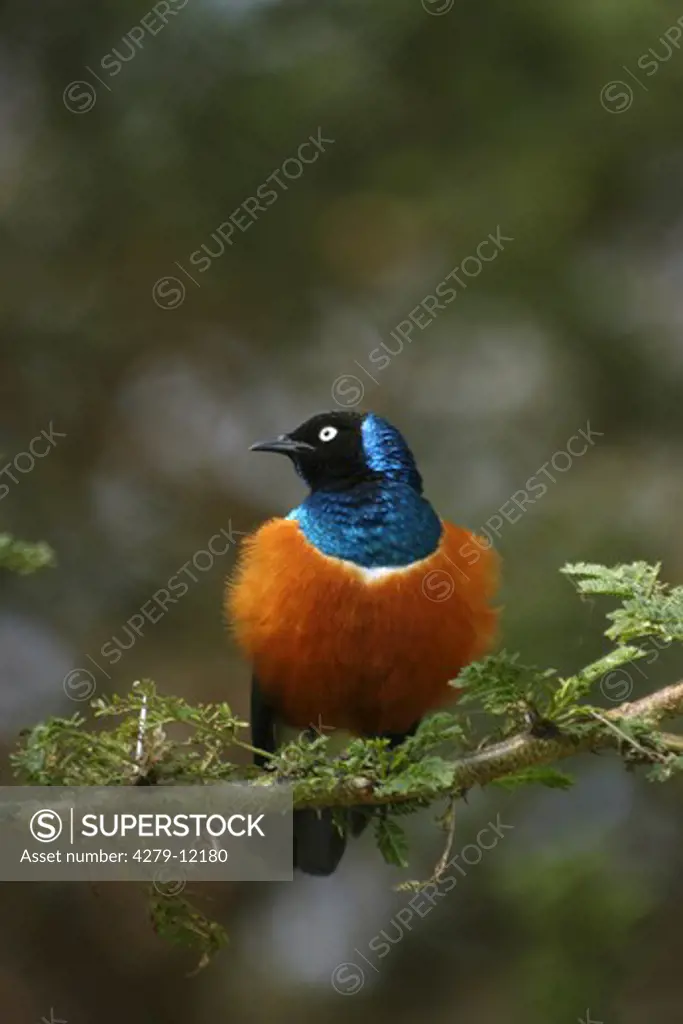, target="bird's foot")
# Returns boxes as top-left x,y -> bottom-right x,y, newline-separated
523,705 -> 563,740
